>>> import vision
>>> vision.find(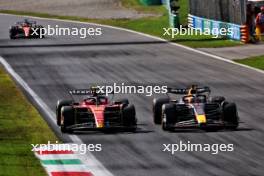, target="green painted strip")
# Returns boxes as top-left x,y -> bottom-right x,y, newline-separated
41,159 -> 82,165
